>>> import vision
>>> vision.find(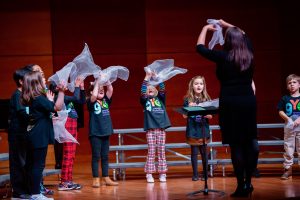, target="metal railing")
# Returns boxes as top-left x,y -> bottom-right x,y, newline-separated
109,123 -> 286,180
